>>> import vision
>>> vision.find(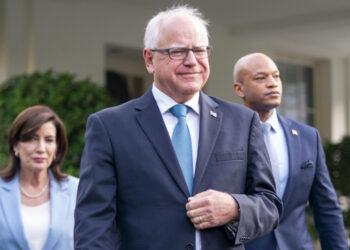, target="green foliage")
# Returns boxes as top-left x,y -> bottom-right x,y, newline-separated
324,136 -> 350,233
0,70 -> 114,177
